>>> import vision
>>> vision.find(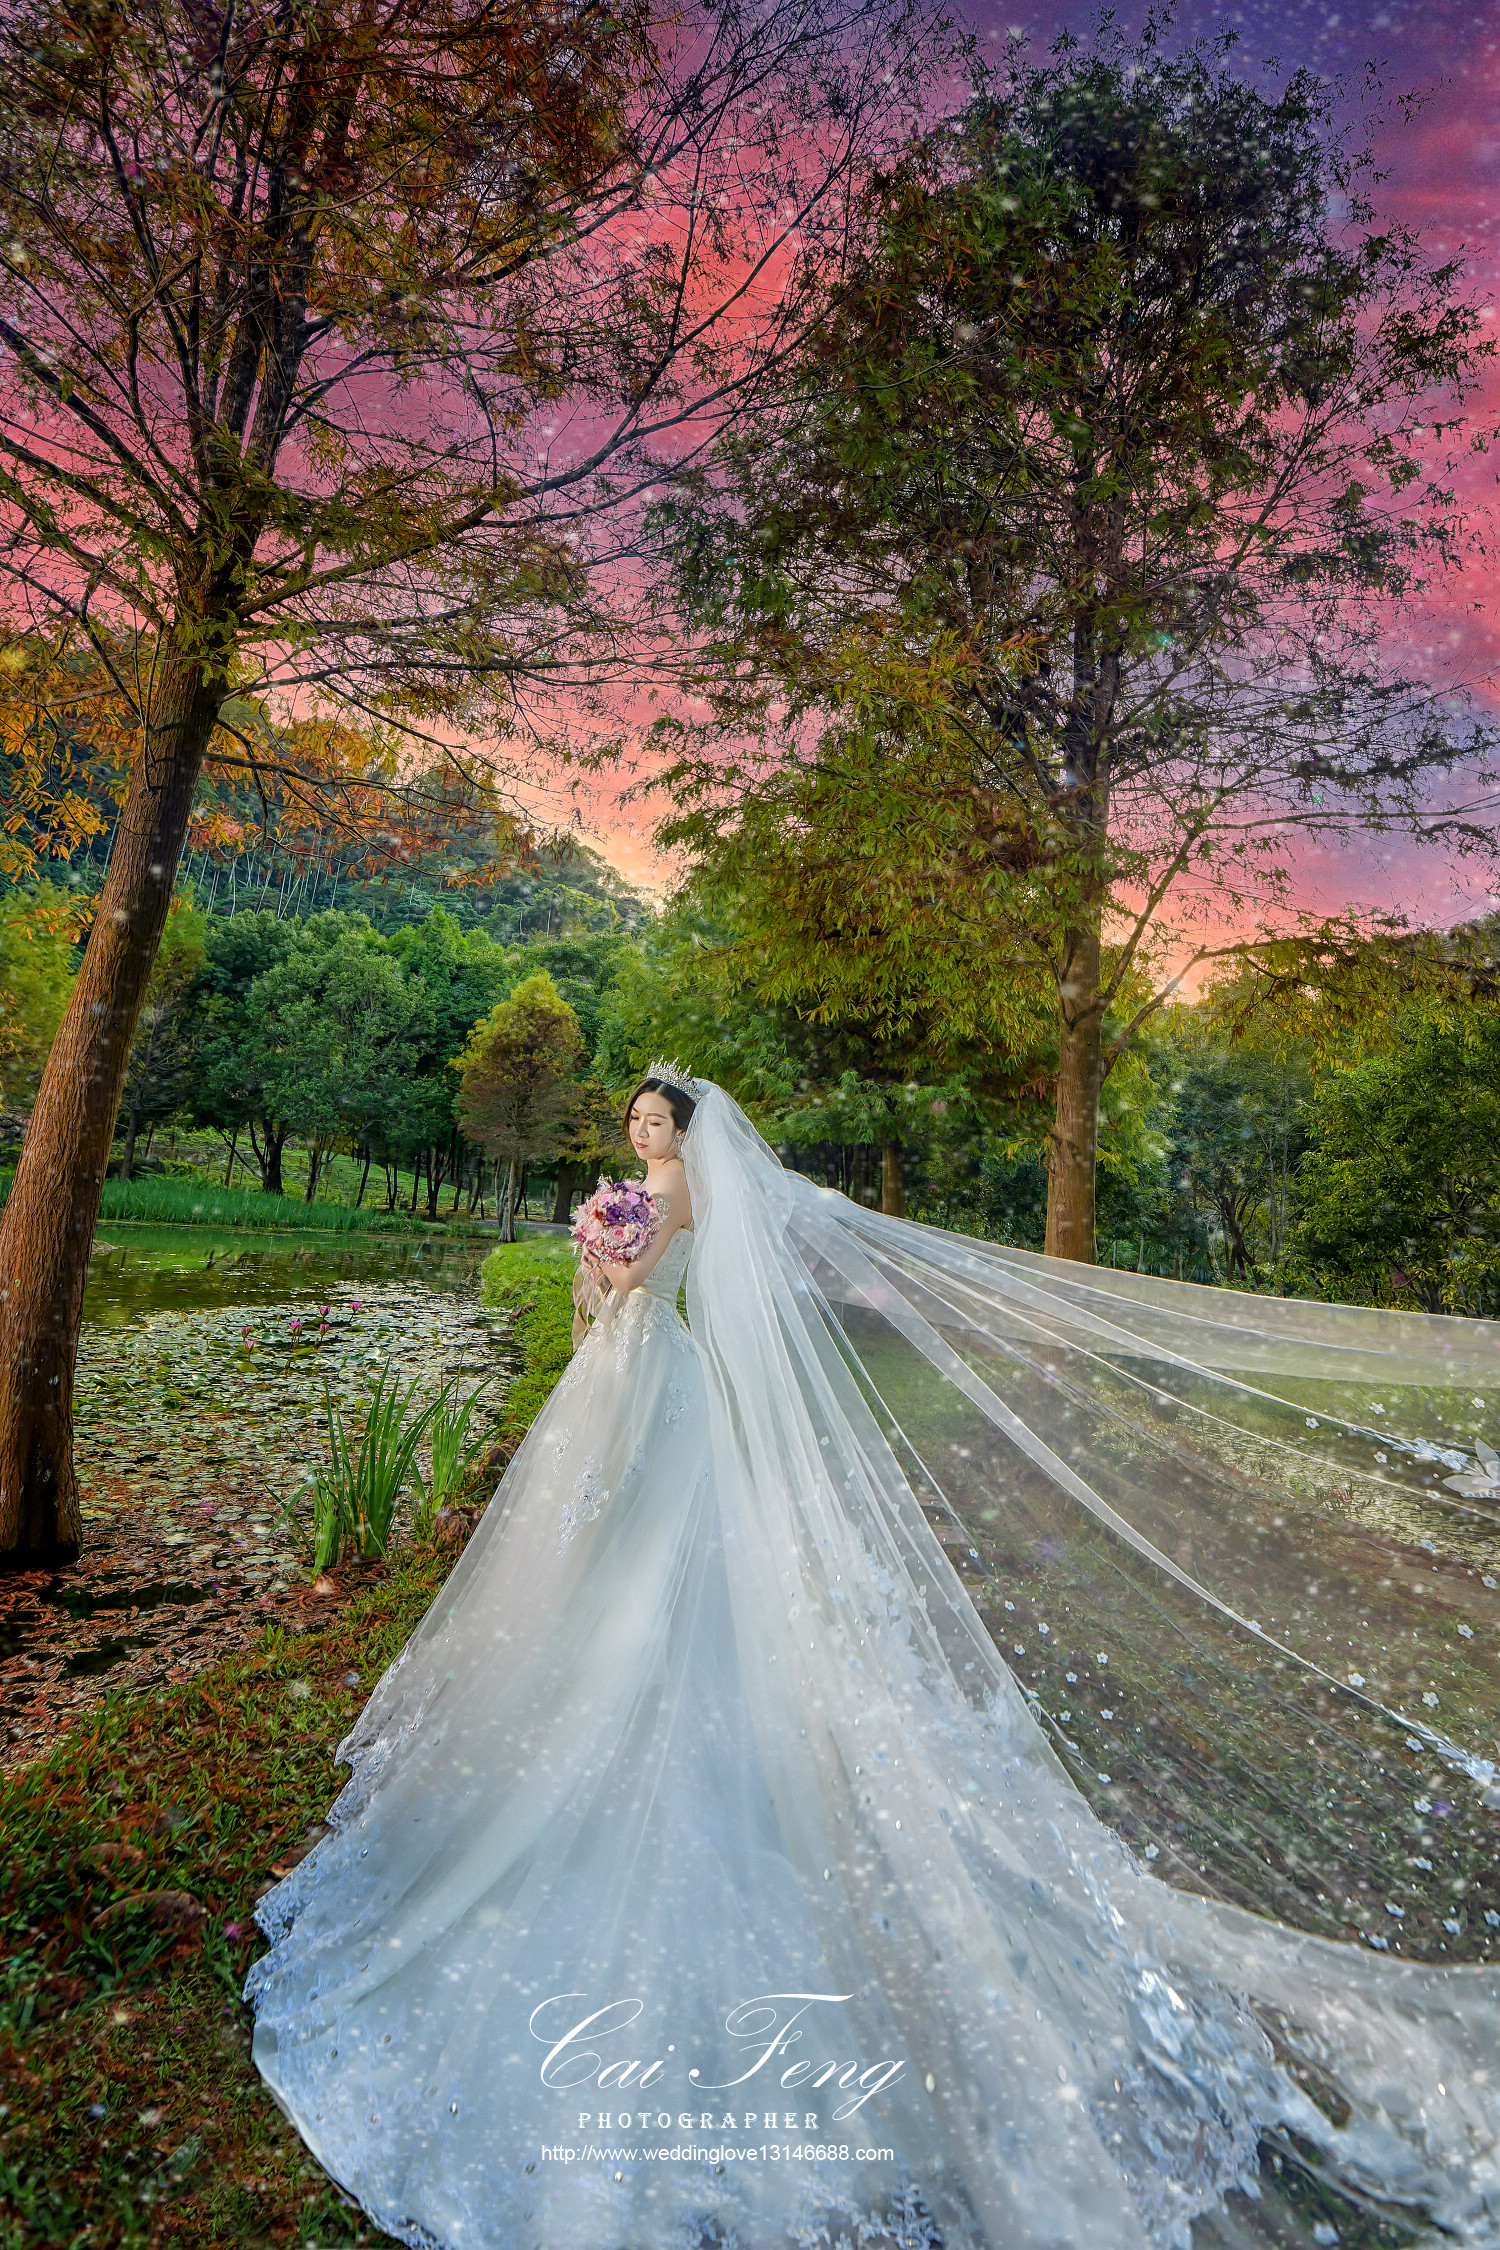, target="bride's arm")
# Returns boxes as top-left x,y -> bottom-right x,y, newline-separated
591,1182 -> 692,1296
